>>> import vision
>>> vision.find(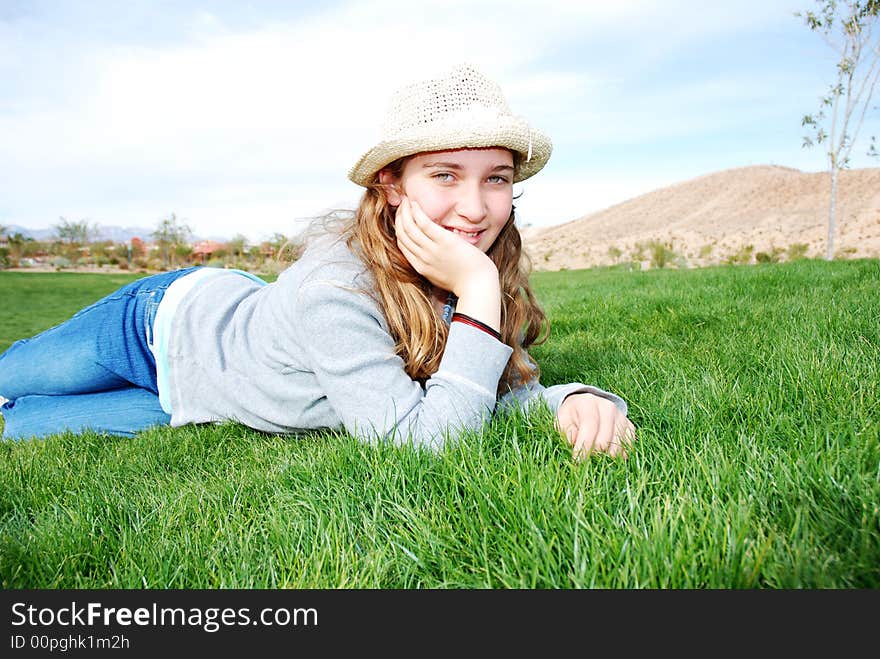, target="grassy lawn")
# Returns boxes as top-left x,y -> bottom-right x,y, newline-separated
0,260 -> 877,588
0,271 -> 143,353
